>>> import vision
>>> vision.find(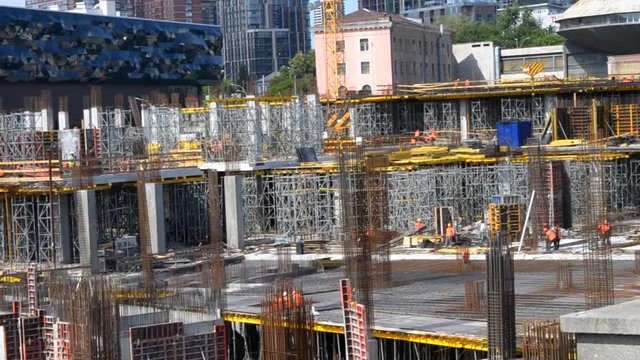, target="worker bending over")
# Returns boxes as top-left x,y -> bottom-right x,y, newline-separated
598,220 -> 612,246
